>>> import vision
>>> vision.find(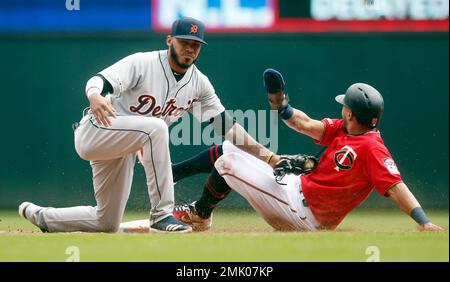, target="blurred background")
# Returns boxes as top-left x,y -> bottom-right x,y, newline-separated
0,0 -> 448,212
